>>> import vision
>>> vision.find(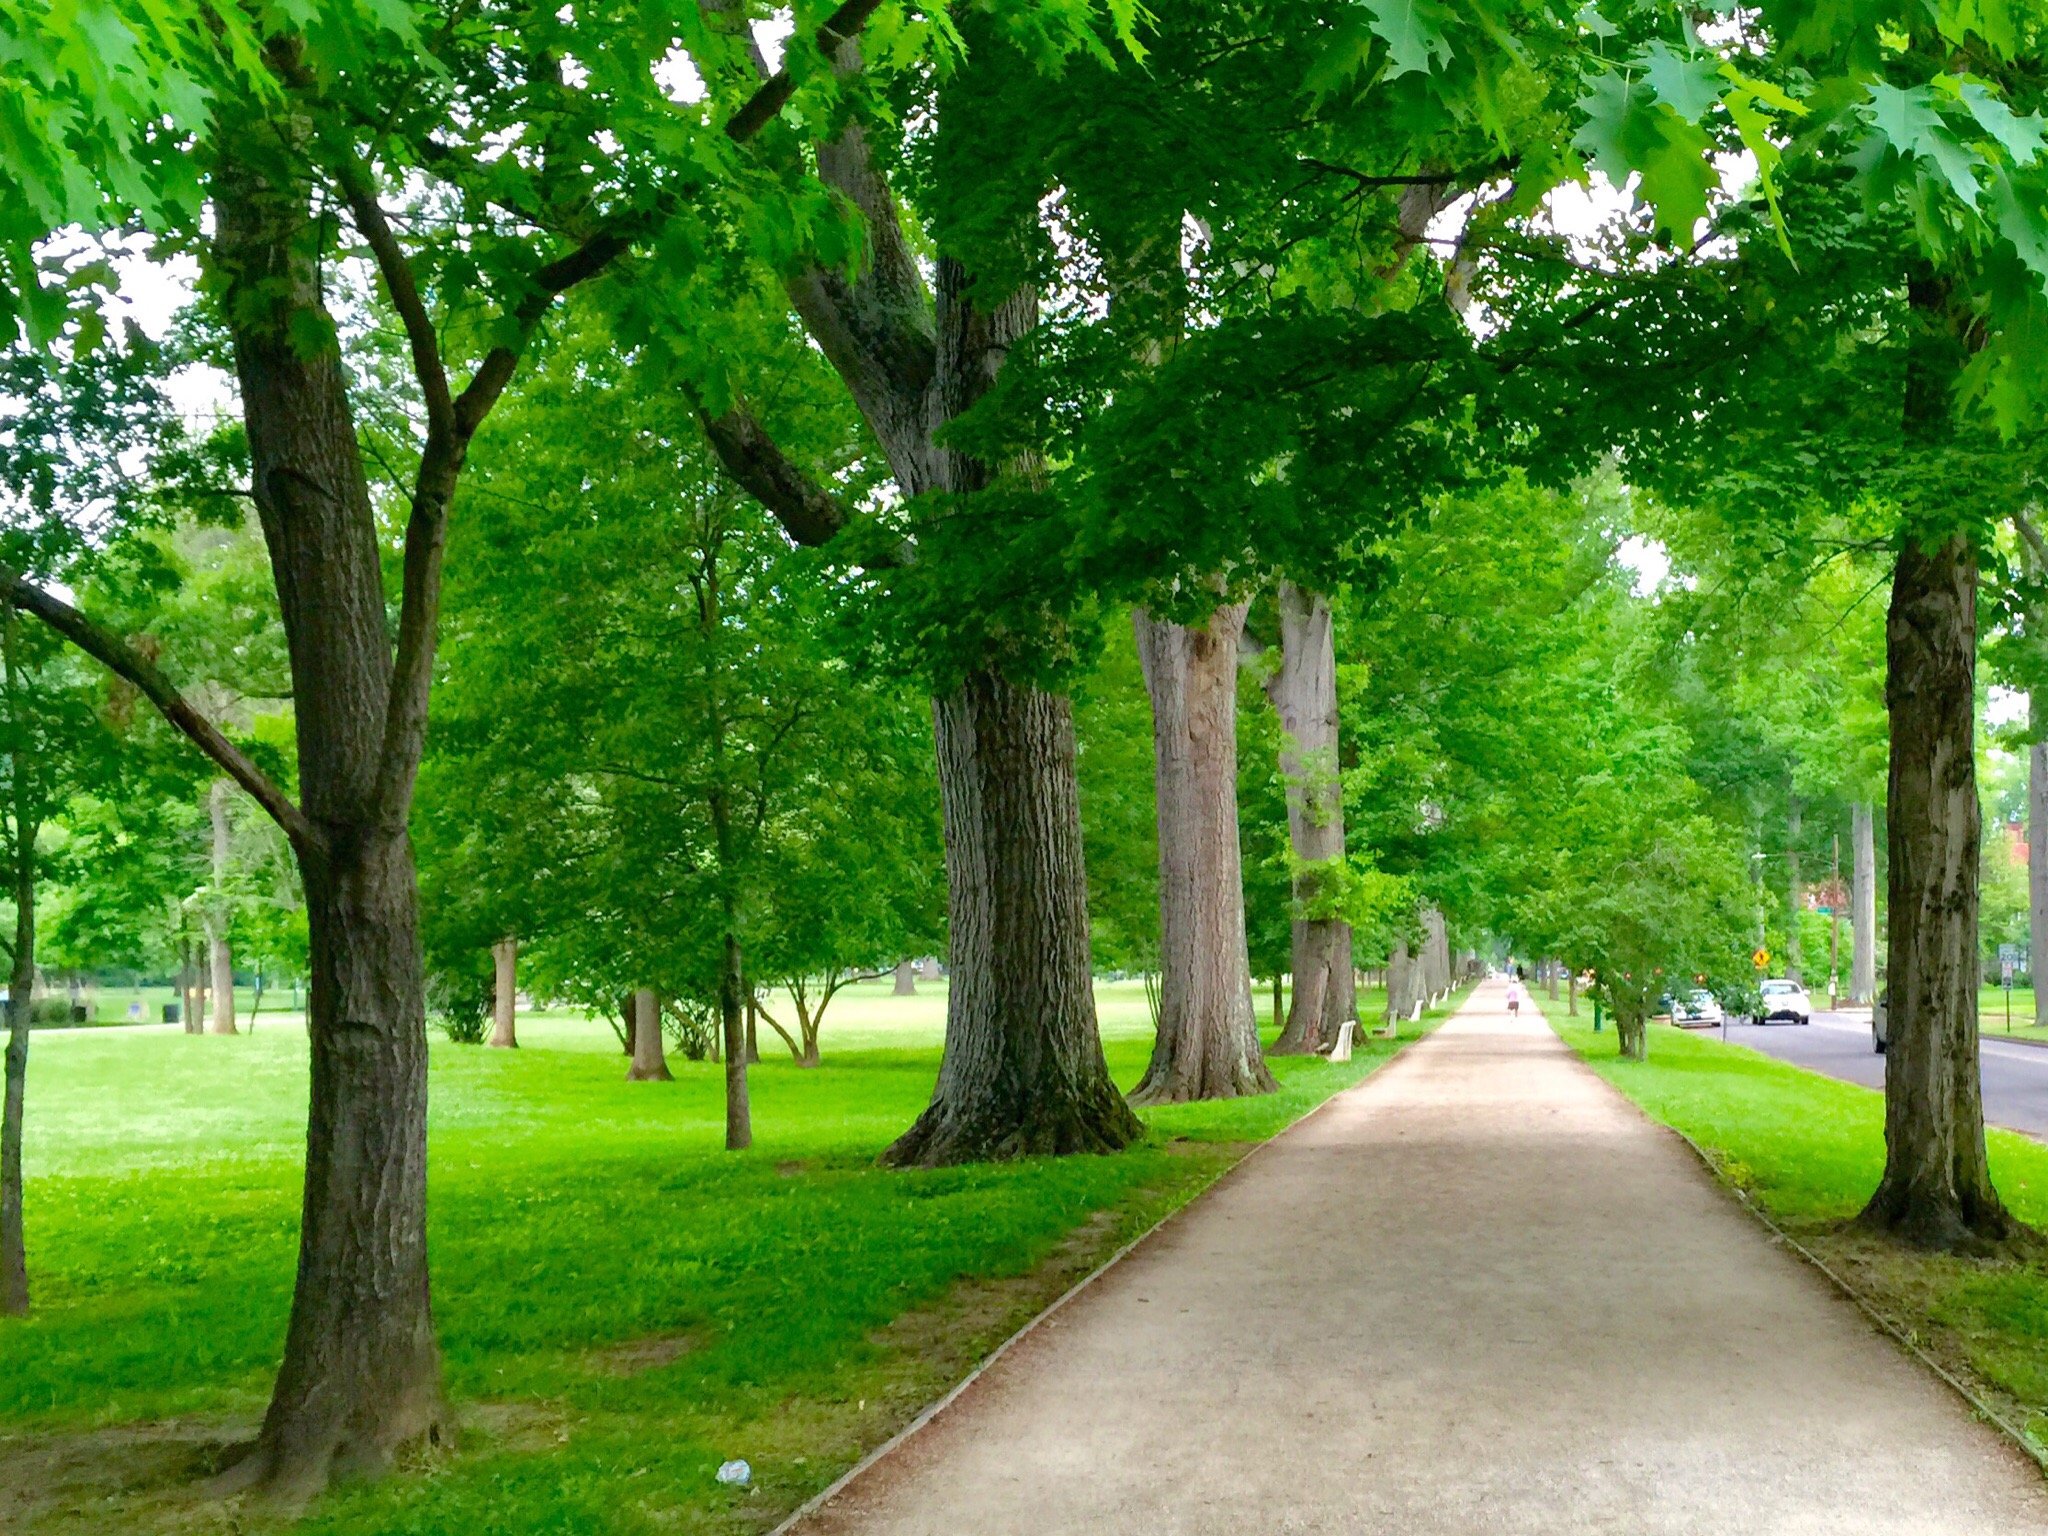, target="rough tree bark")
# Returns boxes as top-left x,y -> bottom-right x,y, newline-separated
201,141 -> 444,1499
893,959 -> 916,995
1259,583 -> 1354,1052
627,988 -> 672,1082
1859,531 -> 2013,1248
206,778 -> 238,1035
2033,747 -> 2048,1028
1129,604 -> 1275,1103
1786,787 -> 1804,985
888,667 -> 1142,1162
488,937 -> 517,1049
1853,801 -> 1879,1005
